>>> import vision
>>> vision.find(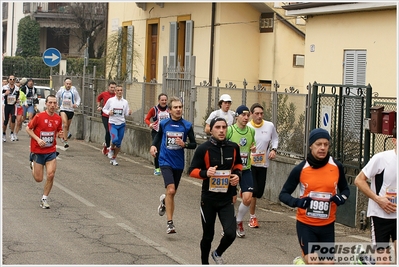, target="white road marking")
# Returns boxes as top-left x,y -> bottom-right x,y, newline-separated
117,223 -> 189,265
98,210 -> 114,219
54,181 -> 95,207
